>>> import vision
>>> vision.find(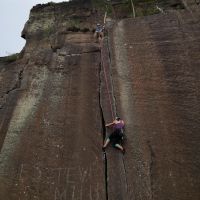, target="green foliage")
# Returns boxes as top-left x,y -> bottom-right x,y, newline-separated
66,19 -> 90,32
47,2 -> 56,6
132,0 -> 185,16
132,0 -> 161,17
105,0 -> 132,17
2,53 -> 19,63
119,1 -> 133,16
106,4 -> 113,15
136,5 -> 159,17
43,26 -> 54,37
66,18 -> 81,32
133,0 -> 157,3
91,0 -> 106,9
69,19 -> 80,28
